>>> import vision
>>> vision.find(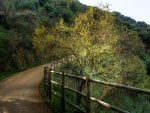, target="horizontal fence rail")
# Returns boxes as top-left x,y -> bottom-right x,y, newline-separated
43,62 -> 150,113
49,70 -> 150,95
90,79 -> 150,95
